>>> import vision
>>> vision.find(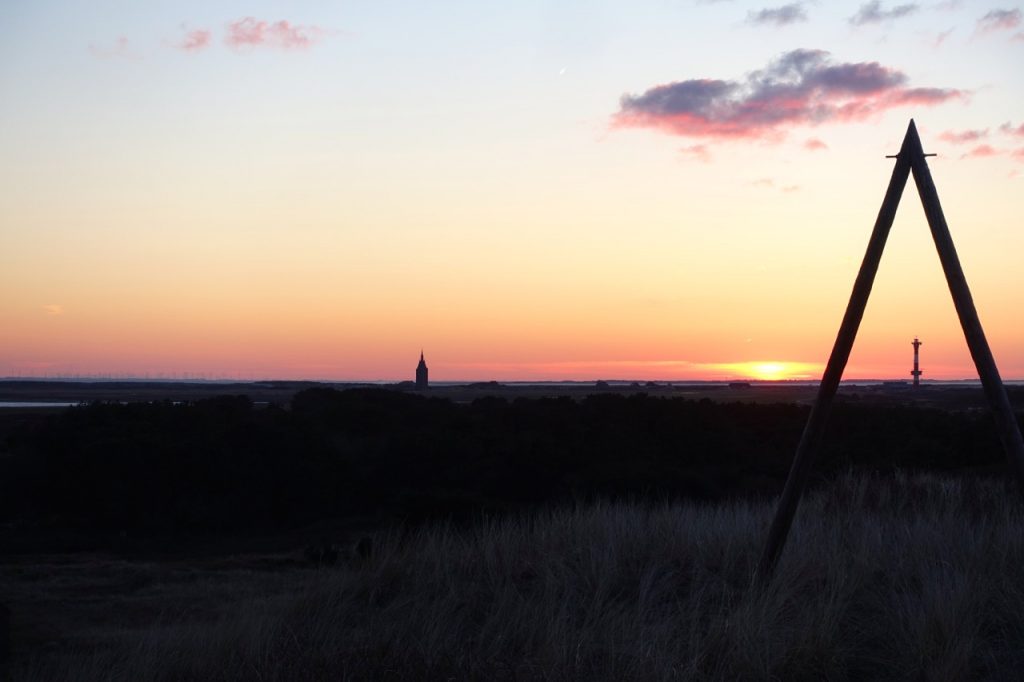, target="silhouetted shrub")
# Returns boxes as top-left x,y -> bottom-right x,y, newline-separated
0,389 -> 1013,539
